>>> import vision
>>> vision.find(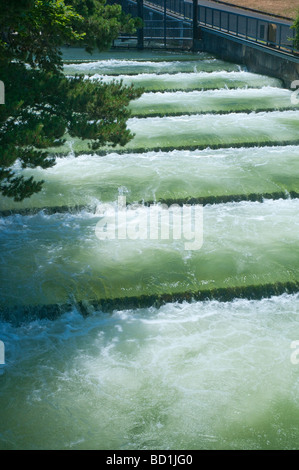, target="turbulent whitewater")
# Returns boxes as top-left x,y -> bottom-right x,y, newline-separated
1,48 -> 299,450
